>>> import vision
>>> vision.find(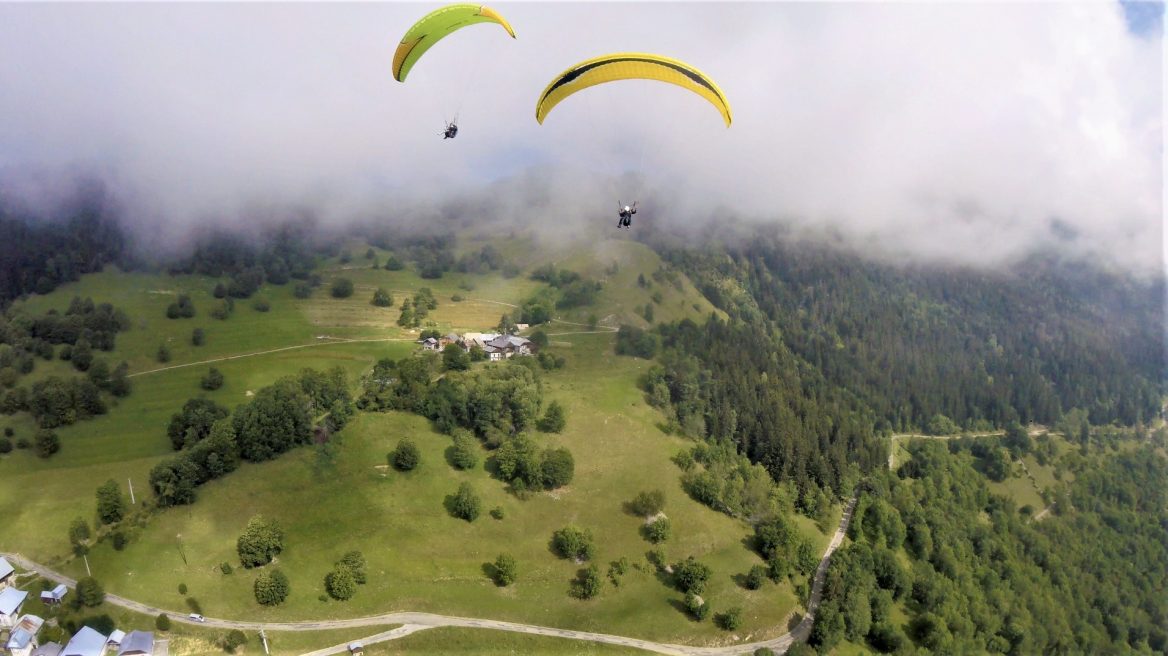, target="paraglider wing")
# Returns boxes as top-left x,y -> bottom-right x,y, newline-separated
393,4 -> 516,83
535,53 -> 732,126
